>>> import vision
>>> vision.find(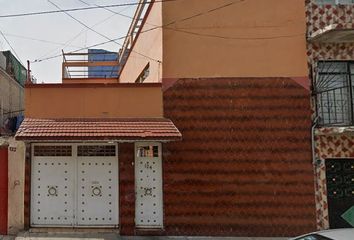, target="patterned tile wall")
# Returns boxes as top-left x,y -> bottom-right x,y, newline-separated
314,131 -> 354,229
306,0 -> 354,230
306,0 -> 354,66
